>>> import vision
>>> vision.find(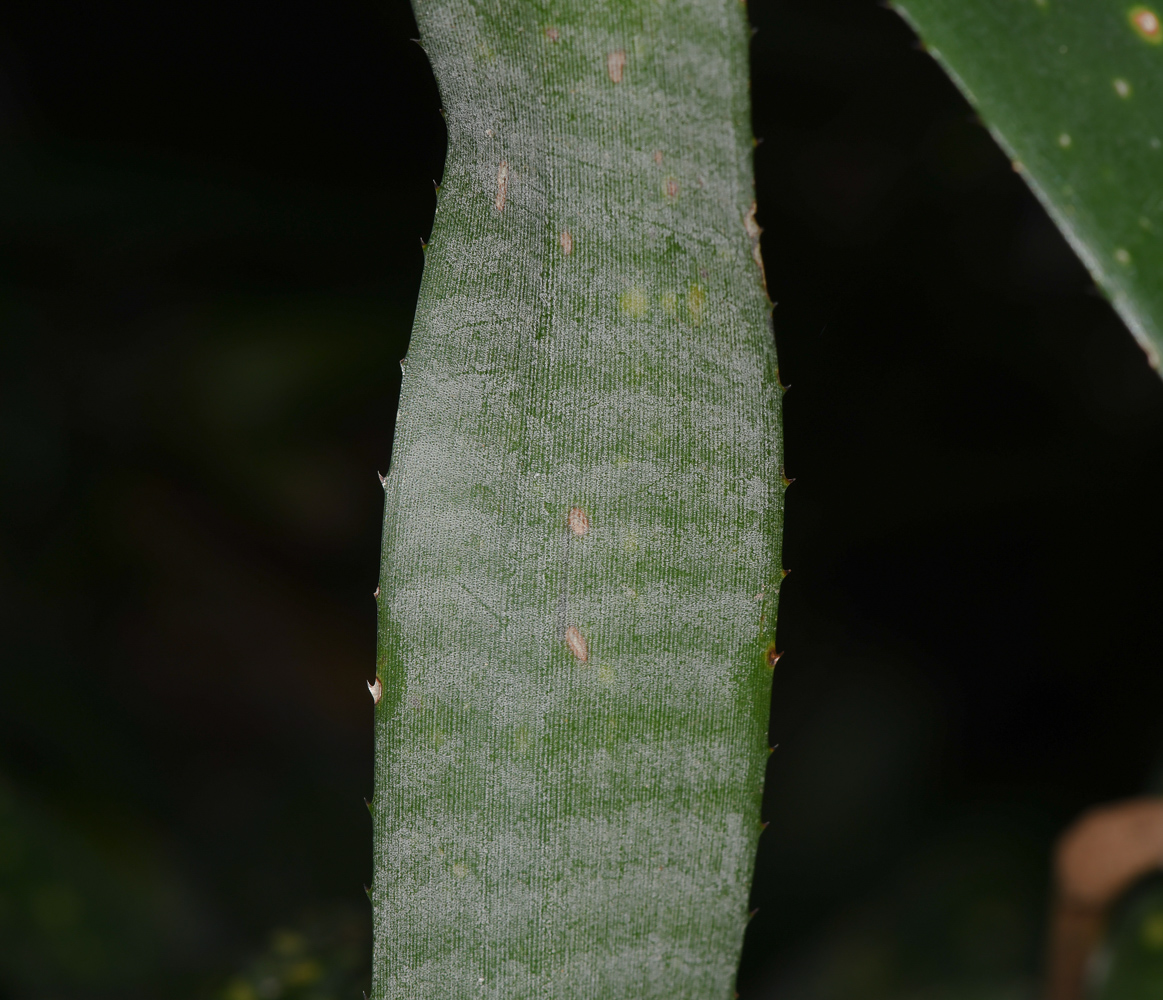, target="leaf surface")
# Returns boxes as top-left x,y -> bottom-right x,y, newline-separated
894,0 -> 1163,368
370,2 -> 783,997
